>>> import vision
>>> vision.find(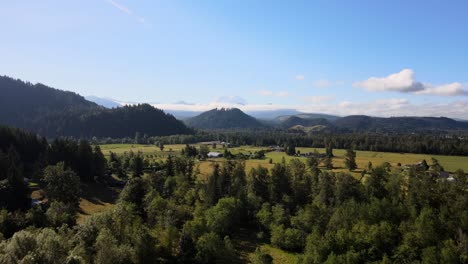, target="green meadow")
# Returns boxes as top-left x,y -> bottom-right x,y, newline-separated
100,144 -> 468,174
